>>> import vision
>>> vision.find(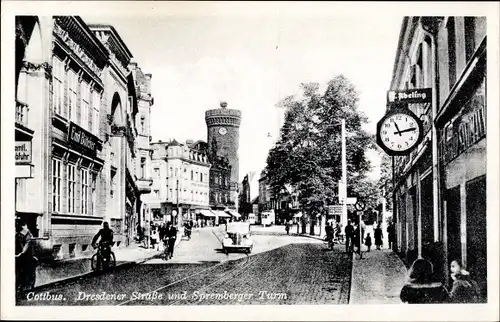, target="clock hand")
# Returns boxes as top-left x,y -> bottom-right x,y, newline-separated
394,127 -> 417,135
394,122 -> 402,136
